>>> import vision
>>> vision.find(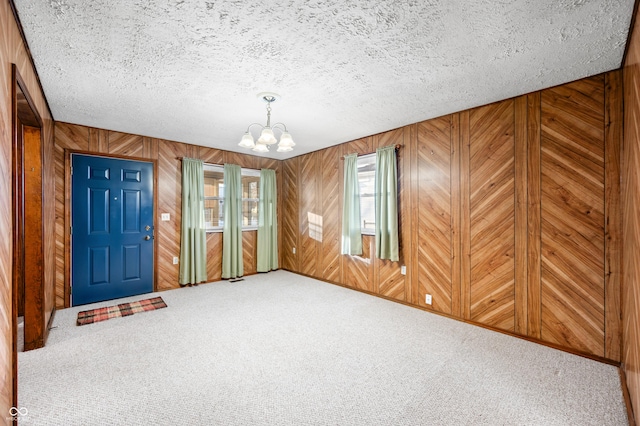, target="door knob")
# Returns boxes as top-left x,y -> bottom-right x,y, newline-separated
145,235 -> 151,240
